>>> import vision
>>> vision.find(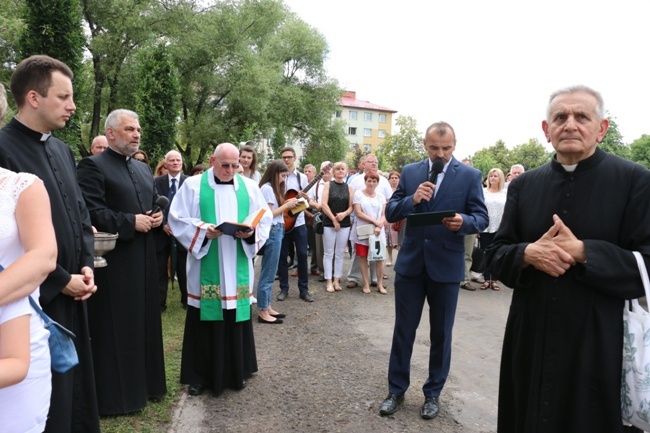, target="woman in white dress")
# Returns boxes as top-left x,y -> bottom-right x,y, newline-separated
0,83 -> 58,433
350,172 -> 387,294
